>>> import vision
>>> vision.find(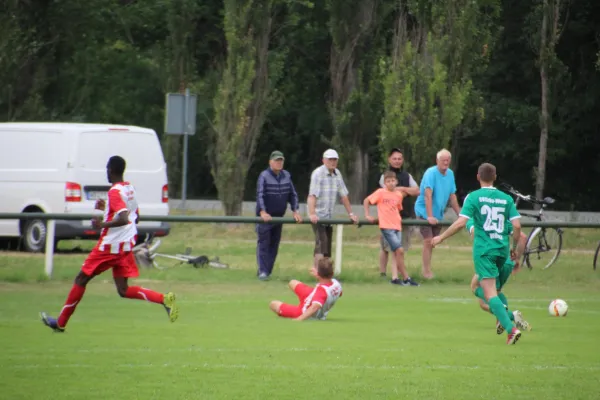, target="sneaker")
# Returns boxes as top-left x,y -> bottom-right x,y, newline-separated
163,292 -> 179,323
496,320 -> 504,335
40,312 -> 65,333
513,310 -> 532,331
258,272 -> 269,281
390,278 -> 405,285
506,327 -> 521,345
403,277 -> 420,287
380,272 -> 387,278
